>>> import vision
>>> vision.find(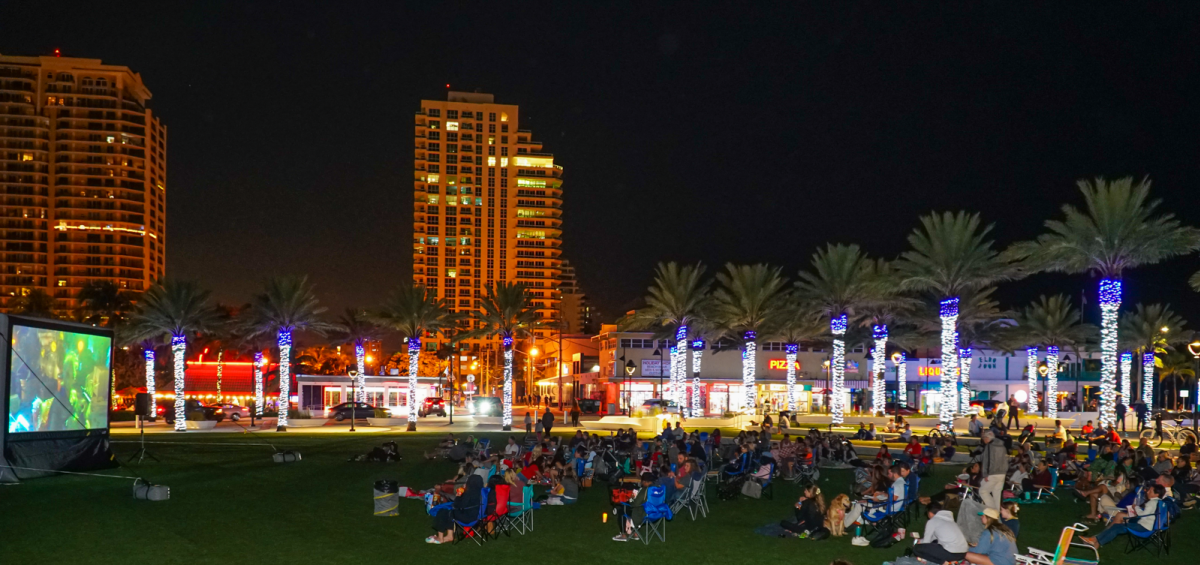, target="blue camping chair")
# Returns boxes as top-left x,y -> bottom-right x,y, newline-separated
721,451 -> 751,483
861,484 -> 904,536
1124,499 -> 1172,556
748,459 -> 777,500
624,485 -> 673,544
452,487 -> 490,545
903,473 -> 921,523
